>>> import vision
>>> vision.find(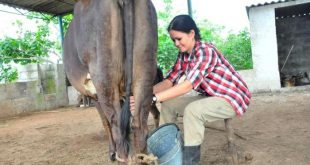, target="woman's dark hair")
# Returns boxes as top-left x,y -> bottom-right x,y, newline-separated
167,15 -> 201,40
